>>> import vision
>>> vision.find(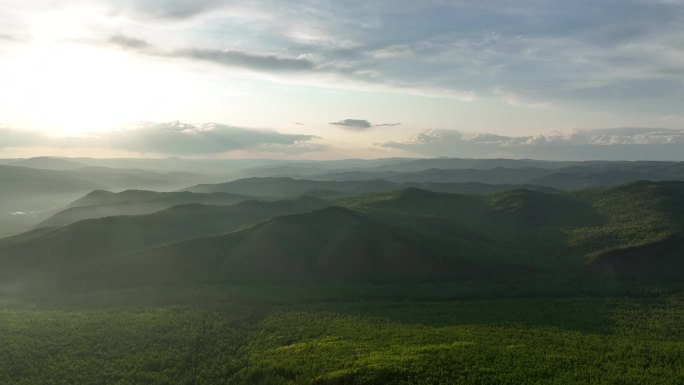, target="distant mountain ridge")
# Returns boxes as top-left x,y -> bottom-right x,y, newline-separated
185,177 -> 556,197
10,157 -> 88,170
36,190 -> 254,228
188,161 -> 684,193
1,181 -> 683,288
